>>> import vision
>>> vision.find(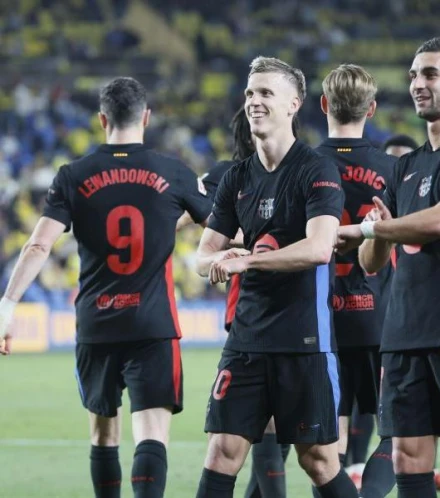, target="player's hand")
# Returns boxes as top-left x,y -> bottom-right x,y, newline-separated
372,196 -> 392,220
215,248 -> 250,262
334,224 -> 364,255
0,297 -> 17,355
364,208 -> 381,222
209,256 -> 250,284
